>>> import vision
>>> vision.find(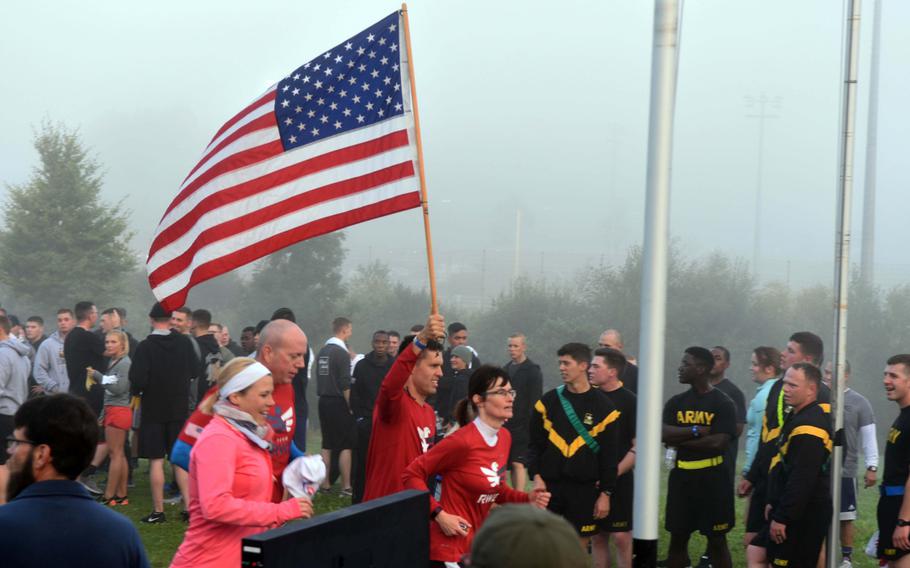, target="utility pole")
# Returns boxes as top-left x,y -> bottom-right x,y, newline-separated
745,94 -> 781,274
